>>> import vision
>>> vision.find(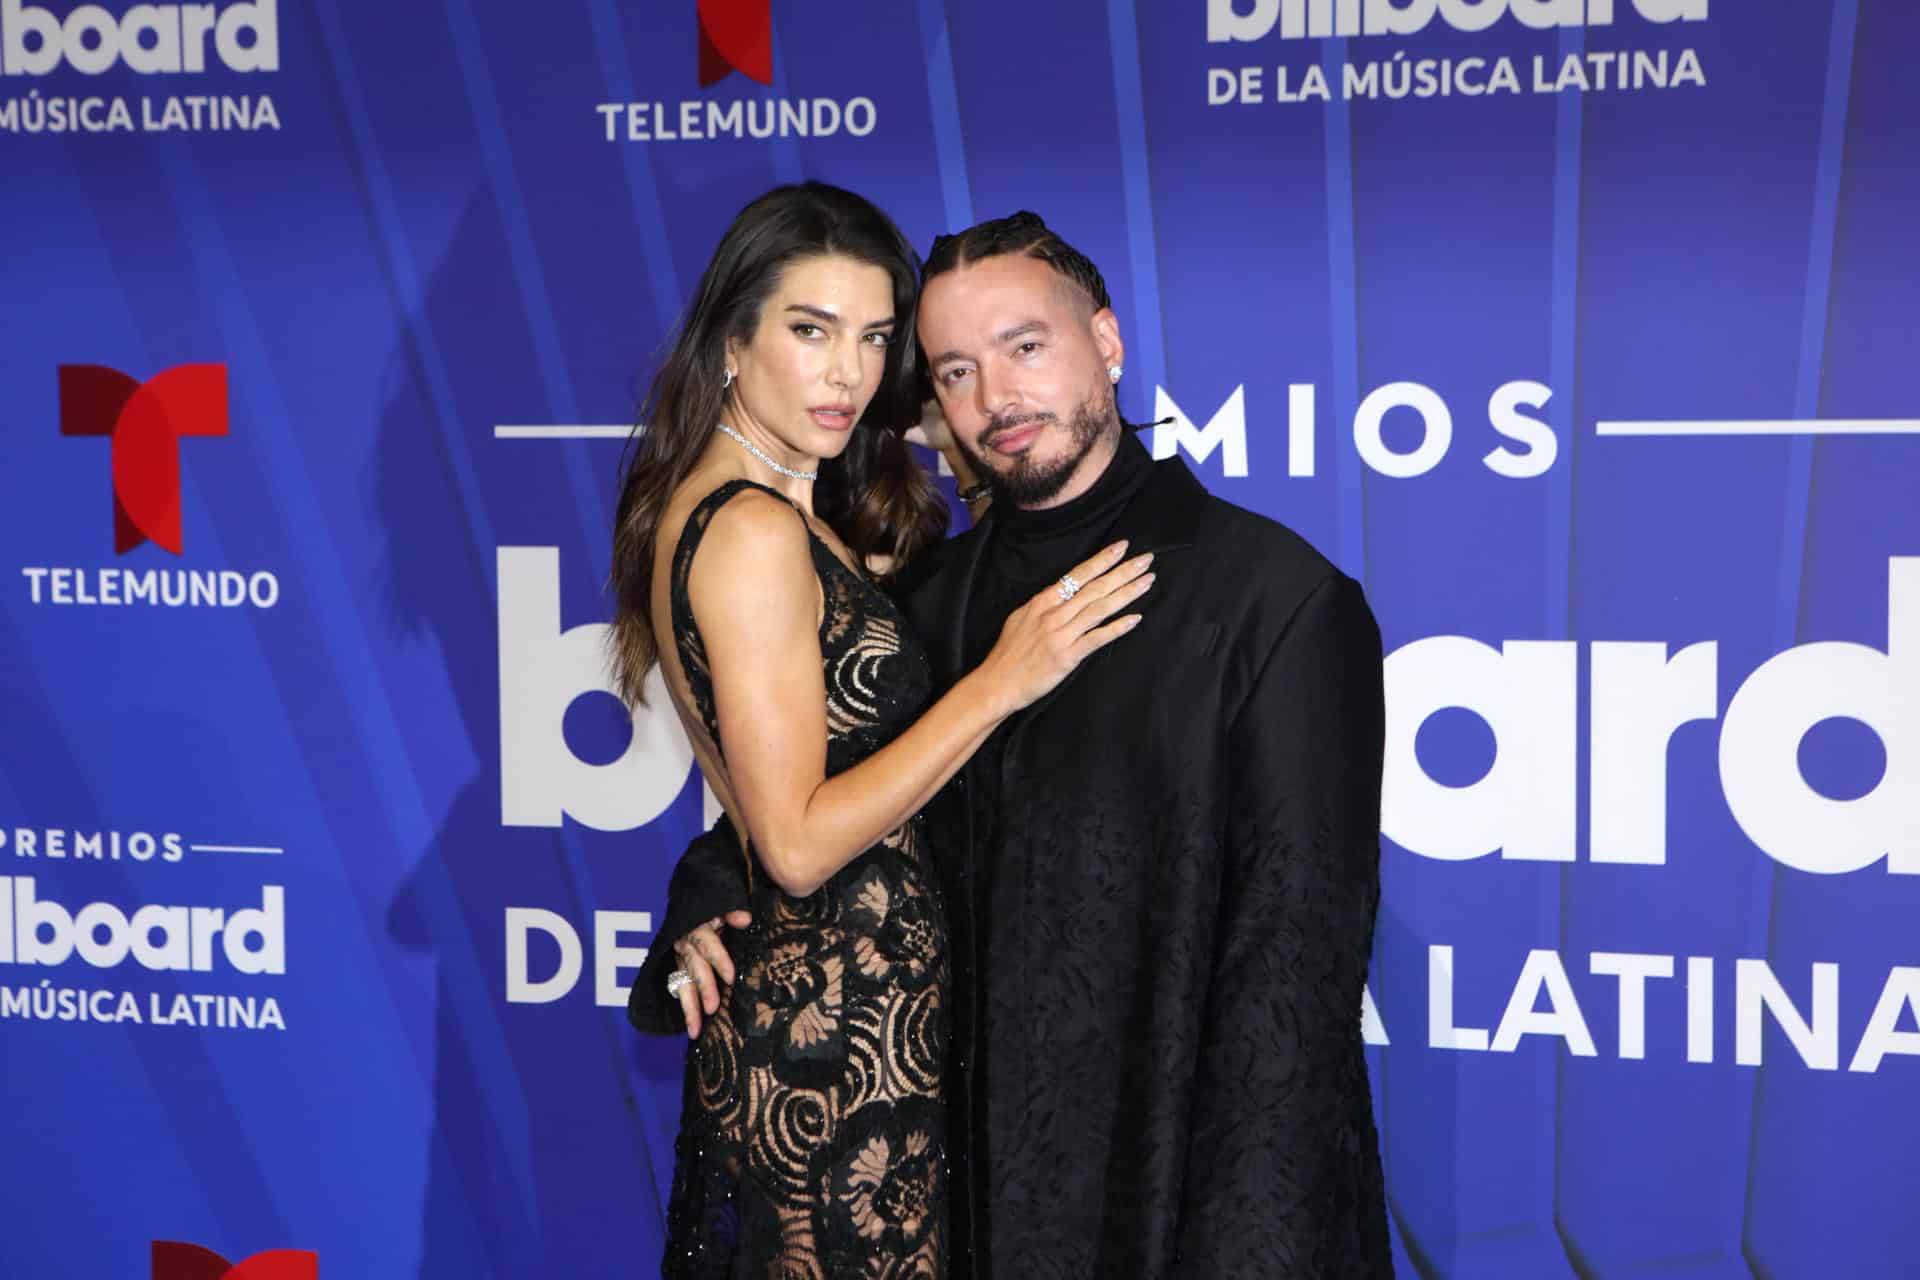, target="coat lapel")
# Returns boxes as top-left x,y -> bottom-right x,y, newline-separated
1110,450 -> 1208,556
